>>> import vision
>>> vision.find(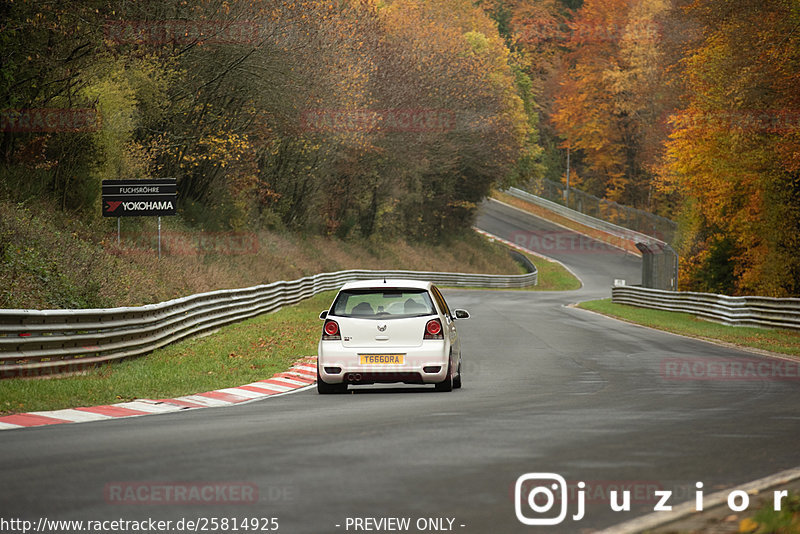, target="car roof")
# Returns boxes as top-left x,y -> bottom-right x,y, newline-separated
339,279 -> 433,291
